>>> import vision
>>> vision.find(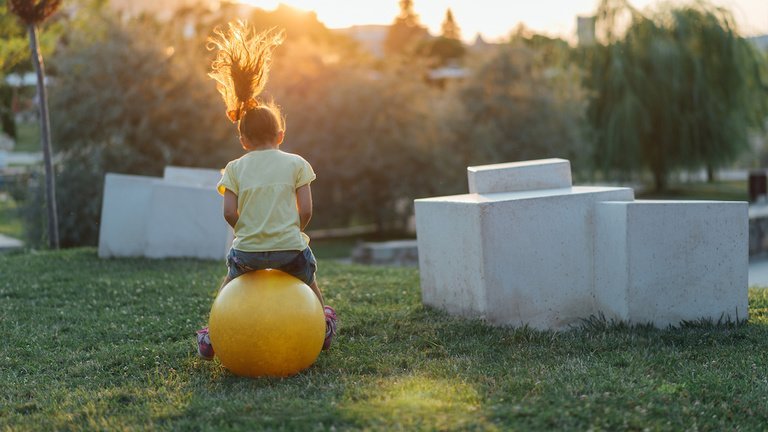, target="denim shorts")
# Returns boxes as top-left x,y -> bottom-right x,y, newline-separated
226,247 -> 317,285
